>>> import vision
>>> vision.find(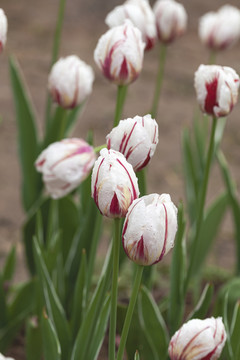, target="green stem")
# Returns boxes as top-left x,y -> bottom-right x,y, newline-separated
117,265 -> 143,360
208,50 -> 217,65
151,44 -> 167,119
45,0 -> 67,131
185,116 -> 218,292
113,85 -> 128,128
137,168 -> 147,196
94,144 -> 107,153
109,218 -> 121,360
58,109 -> 68,140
